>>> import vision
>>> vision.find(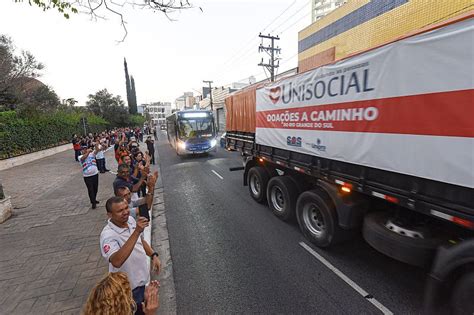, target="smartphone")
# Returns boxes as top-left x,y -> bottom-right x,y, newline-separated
138,204 -> 150,221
